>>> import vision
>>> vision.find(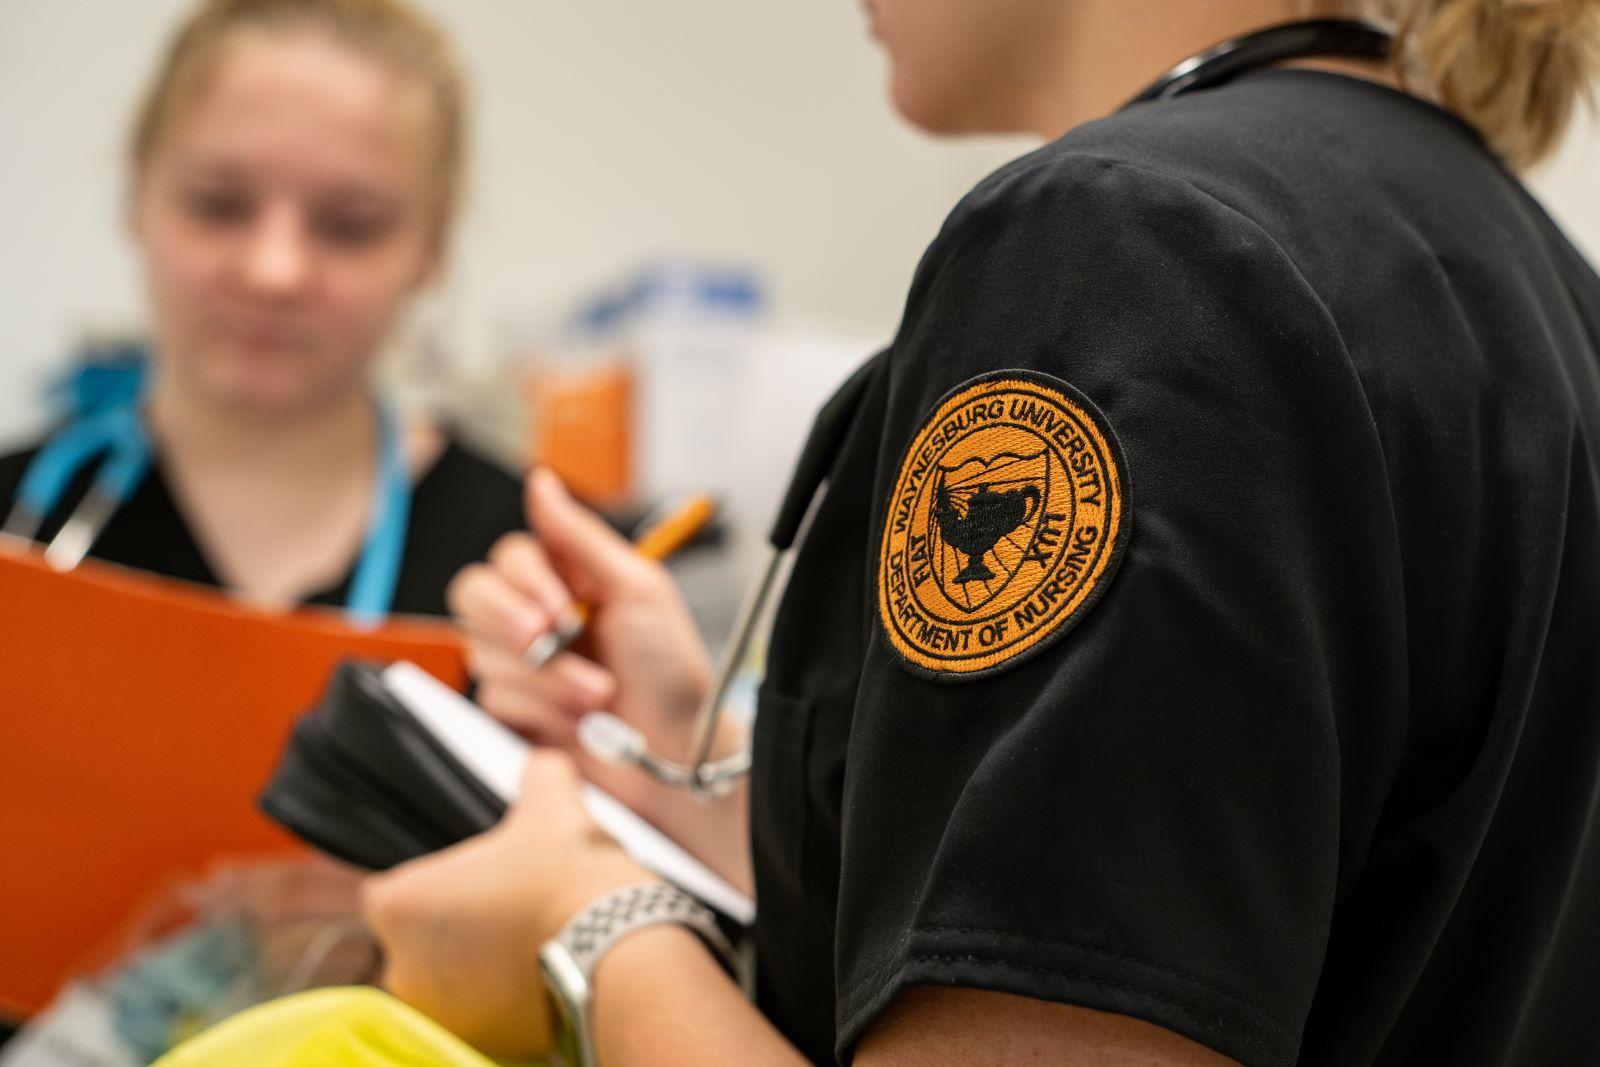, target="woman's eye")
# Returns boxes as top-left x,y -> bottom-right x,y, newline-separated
183,188 -> 252,227
314,210 -> 394,248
